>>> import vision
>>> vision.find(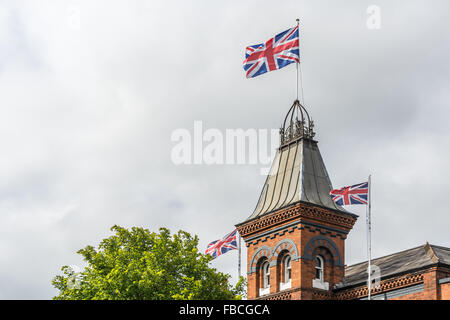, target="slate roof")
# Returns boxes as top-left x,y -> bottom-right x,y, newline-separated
334,243 -> 450,290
